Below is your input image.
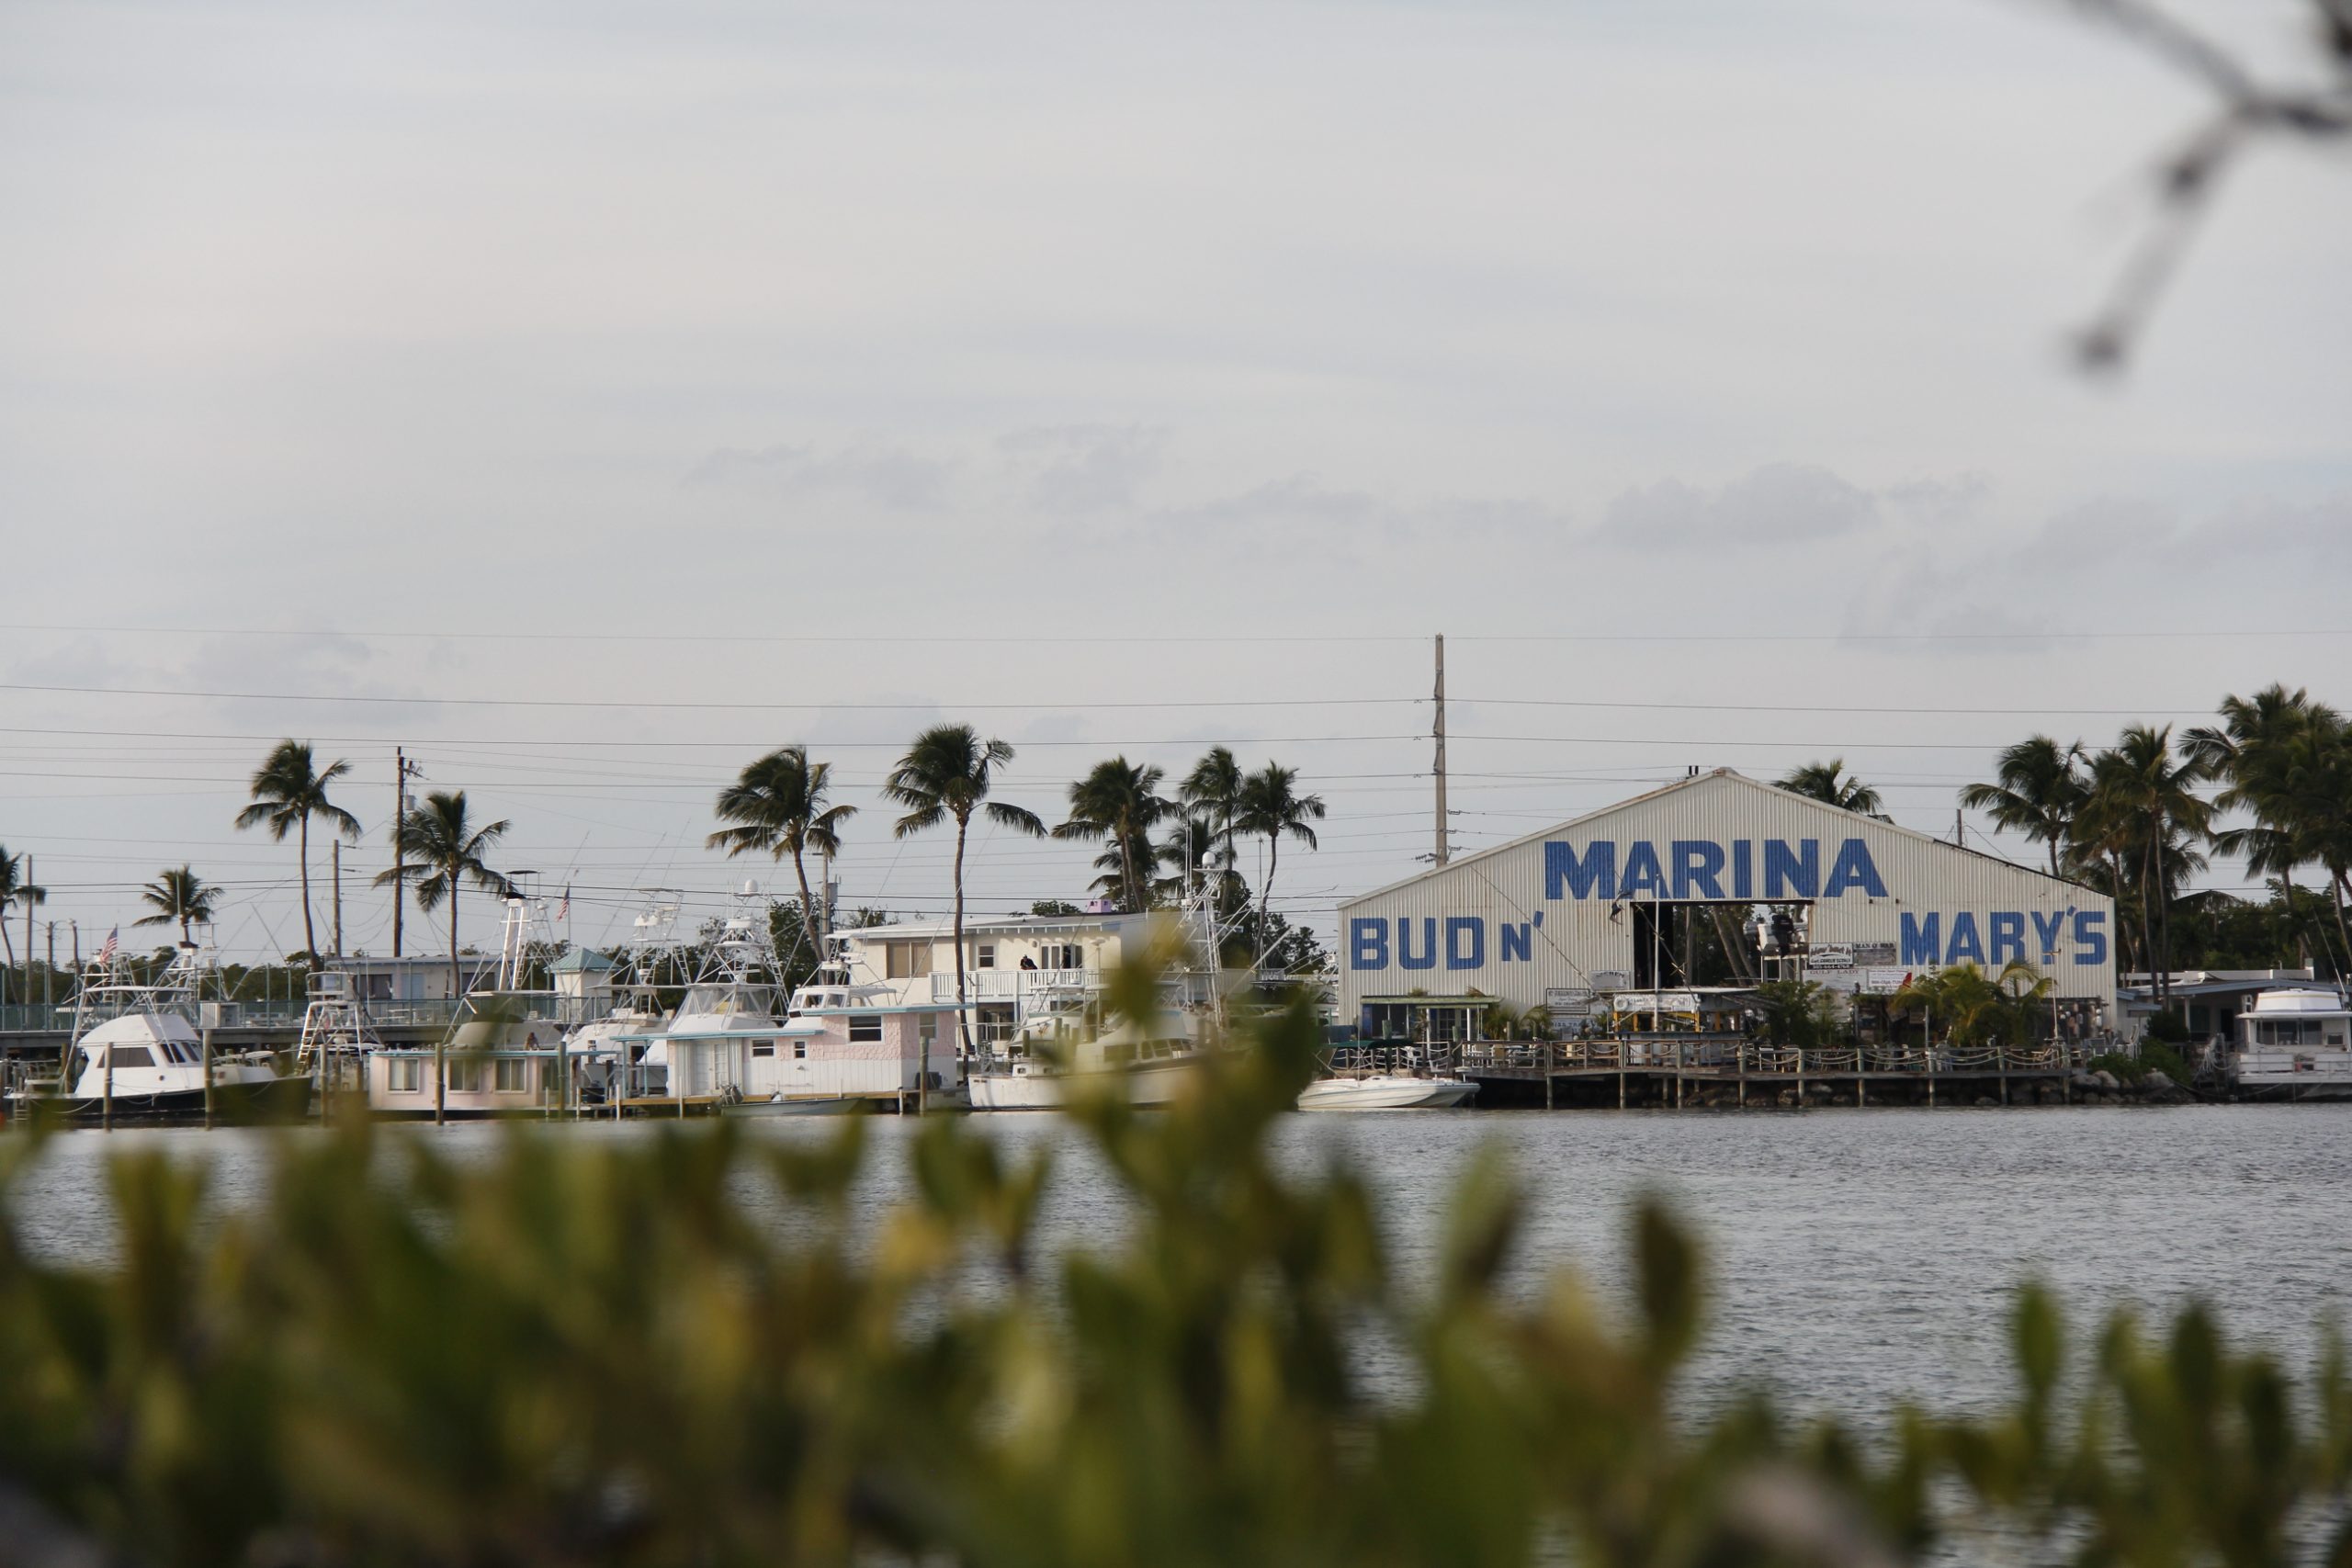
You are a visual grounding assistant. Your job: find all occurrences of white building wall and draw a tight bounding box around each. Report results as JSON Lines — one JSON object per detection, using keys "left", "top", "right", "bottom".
{"left": 1338, "top": 770, "right": 2116, "bottom": 1021}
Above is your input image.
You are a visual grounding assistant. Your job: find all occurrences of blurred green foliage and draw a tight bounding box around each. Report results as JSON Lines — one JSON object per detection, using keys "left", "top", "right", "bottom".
{"left": 1, "top": 984, "right": 2346, "bottom": 1567}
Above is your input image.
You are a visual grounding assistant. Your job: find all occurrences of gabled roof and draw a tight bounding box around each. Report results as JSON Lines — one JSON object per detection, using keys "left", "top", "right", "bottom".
{"left": 1340, "top": 767, "right": 2087, "bottom": 908}
{"left": 549, "top": 948, "right": 616, "bottom": 973}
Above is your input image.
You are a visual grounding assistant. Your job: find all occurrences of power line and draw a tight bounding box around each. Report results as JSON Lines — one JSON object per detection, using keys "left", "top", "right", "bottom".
{"left": 0, "top": 681, "right": 1417, "bottom": 713}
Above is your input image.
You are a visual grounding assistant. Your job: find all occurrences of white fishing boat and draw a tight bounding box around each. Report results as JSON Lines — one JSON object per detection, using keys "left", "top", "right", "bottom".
{"left": 1296, "top": 1072, "right": 1478, "bottom": 1111}
{"left": 6, "top": 944, "right": 309, "bottom": 1122}
{"left": 559, "top": 893, "right": 685, "bottom": 1109}
{"left": 2230, "top": 987, "right": 2352, "bottom": 1098}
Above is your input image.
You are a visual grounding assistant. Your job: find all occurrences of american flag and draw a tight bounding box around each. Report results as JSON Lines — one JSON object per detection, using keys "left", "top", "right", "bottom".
{"left": 96, "top": 926, "right": 119, "bottom": 963}
{"left": 558, "top": 886, "right": 571, "bottom": 919}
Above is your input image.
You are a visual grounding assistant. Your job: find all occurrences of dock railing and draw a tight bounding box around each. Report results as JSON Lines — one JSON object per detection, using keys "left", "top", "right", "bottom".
{"left": 1451, "top": 1036, "right": 2082, "bottom": 1078}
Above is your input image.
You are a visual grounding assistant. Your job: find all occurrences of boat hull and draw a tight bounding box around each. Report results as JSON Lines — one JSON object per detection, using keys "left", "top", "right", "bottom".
{"left": 1296, "top": 1076, "right": 1479, "bottom": 1111}
{"left": 720, "top": 1094, "right": 866, "bottom": 1117}
{"left": 967, "top": 1056, "right": 1198, "bottom": 1111}
{"left": 7, "top": 1075, "right": 313, "bottom": 1123}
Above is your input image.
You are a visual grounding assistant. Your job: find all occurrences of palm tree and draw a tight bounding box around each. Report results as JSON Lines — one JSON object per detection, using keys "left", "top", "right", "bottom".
{"left": 0, "top": 845, "right": 42, "bottom": 1003}
{"left": 1774, "top": 760, "right": 1885, "bottom": 817}
{"left": 707, "top": 747, "right": 857, "bottom": 976}
{"left": 1055, "top": 757, "right": 1169, "bottom": 914}
{"left": 234, "top": 740, "right": 363, "bottom": 968}
{"left": 2189, "top": 688, "right": 2352, "bottom": 970}
{"left": 1960, "top": 737, "right": 2090, "bottom": 877}
{"left": 2084, "top": 726, "right": 2211, "bottom": 1010}
{"left": 1180, "top": 746, "right": 1247, "bottom": 874}
{"left": 134, "top": 866, "right": 221, "bottom": 944}
{"left": 1235, "top": 763, "right": 1326, "bottom": 955}
{"left": 373, "top": 790, "right": 516, "bottom": 1002}
{"left": 883, "top": 725, "right": 1046, "bottom": 1104}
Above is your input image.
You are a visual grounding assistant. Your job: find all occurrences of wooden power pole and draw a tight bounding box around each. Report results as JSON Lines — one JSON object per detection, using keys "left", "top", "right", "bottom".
{"left": 1432, "top": 635, "right": 1449, "bottom": 867}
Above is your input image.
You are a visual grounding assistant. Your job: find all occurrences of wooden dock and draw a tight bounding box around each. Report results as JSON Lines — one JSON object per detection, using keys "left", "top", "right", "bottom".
{"left": 1425, "top": 1037, "right": 2078, "bottom": 1110}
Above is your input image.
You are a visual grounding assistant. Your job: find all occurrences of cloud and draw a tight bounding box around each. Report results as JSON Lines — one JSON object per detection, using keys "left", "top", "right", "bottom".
{"left": 2183, "top": 495, "right": 2352, "bottom": 568}
{"left": 684, "top": 440, "right": 952, "bottom": 510}
{"left": 1878, "top": 471, "right": 1994, "bottom": 525}
{"left": 997, "top": 423, "right": 1166, "bottom": 513}
{"left": 1600, "top": 463, "right": 1882, "bottom": 547}
{"left": 2030, "top": 495, "right": 2177, "bottom": 567}
{"left": 1145, "top": 476, "right": 1569, "bottom": 548}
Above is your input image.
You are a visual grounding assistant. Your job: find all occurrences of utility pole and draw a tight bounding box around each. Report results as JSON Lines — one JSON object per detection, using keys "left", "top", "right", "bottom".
{"left": 44, "top": 922, "right": 54, "bottom": 1007}
{"left": 332, "top": 840, "right": 343, "bottom": 961}
{"left": 1432, "top": 634, "right": 1449, "bottom": 867}
{"left": 392, "top": 748, "right": 421, "bottom": 956}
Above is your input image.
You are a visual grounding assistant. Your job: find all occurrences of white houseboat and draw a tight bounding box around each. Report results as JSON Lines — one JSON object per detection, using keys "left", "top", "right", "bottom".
{"left": 366, "top": 898, "right": 584, "bottom": 1120}
{"left": 2230, "top": 987, "right": 2352, "bottom": 1098}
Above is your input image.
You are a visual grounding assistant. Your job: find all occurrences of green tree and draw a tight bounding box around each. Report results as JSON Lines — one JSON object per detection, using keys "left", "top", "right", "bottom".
{"left": 0, "top": 844, "right": 43, "bottom": 1003}
{"left": 707, "top": 747, "right": 857, "bottom": 974}
{"left": 2082, "top": 726, "right": 2211, "bottom": 1010}
{"left": 233, "top": 740, "right": 363, "bottom": 969}
{"left": 1055, "top": 757, "right": 1168, "bottom": 914}
{"left": 1754, "top": 978, "right": 1847, "bottom": 1048}
{"left": 1889, "top": 959, "right": 2049, "bottom": 1047}
{"left": 1774, "top": 758, "right": 1885, "bottom": 817}
{"left": 2189, "top": 688, "right": 2352, "bottom": 973}
{"left": 1236, "top": 763, "right": 1326, "bottom": 957}
{"left": 374, "top": 790, "right": 516, "bottom": 1003}
{"left": 1960, "top": 735, "right": 2089, "bottom": 878}
{"left": 132, "top": 866, "right": 221, "bottom": 944}
{"left": 1180, "top": 745, "right": 1247, "bottom": 873}
{"left": 883, "top": 725, "right": 1046, "bottom": 1103}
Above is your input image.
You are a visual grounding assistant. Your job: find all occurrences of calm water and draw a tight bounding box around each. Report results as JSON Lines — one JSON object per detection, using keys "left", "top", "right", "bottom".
{"left": 8, "top": 1105, "right": 2349, "bottom": 1428}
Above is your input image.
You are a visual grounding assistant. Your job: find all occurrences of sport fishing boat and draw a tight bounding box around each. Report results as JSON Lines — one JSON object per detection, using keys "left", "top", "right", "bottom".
{"left": 6, "top": 944, "right": 310, "bottom": 1122}
{"left": 367, "top": 897, "right": 575, "bottom": 1119}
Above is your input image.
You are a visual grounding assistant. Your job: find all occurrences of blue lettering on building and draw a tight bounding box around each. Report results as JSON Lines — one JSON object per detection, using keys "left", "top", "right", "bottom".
{"left": 1901, "top": 912, "right": 1940, "bottom": 965}
{"left": 1619, "top": 840, "right": 1668, "bottom": 898}
{"left": 1946, "top": 911, "right": 1984, "bottom": 964}
{"left": 2072, "top": 909, "right": 2107, "bottom": 966}
{"left": 1821, "top": 839, "right": 1889, "bottom": 898}
{"left": 1445, "top": 917, "right": 1485, "bottom": 970}
{"left": 2030, "top": 909, "right": 2066, "bottom": 960}
{"left": 1672, "top": 840, "right": 1726, "bottom": 899}
{"left": 1544, "top": 840, "right": 1615, "bottom": 900}
{"left": 1988, "top": 910, "right": 2025, "bottom": 965}
{"left": 1763, "top": 839, "right": 1819, "bottom": 898}
{"left": 1351, "top": 918, "right": 1388, "bottom": 971}
{"left": 1396, "top": 918, "right": 1438, "bottom": 970}
{"left": 1500, "top": 921, "right": 1532, "bottom": 963}
{"left": 1732, "top": 839, "right": 1753, "bottom": 899}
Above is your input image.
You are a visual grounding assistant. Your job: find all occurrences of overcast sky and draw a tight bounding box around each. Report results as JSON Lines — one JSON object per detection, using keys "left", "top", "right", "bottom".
{"left": 1, "top": 0, "right": 2346, "bottom": 964}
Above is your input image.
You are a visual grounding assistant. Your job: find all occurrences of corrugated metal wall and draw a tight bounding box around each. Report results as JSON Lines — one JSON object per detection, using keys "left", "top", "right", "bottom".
{"left": 1337, "top": 770, "right": 2115, "bottom": 1020}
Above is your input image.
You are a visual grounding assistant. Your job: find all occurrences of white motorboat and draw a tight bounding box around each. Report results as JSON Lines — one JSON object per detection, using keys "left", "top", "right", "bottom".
{"left": 966, "top": 1032, "right": 1204, "bottom": 1111}
{"left": 6, "top": 944, "right": 310, "bottom": 1122}
{"left": 1296, "top": 1073, "right": 1478, "bottom": 1111}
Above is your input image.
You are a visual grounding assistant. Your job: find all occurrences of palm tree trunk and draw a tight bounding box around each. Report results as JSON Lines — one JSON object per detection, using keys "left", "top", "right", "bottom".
{"left": 1119, "top": 823, "right": 1141, "bottom": 913}
{"left": 2140, "top": 837, "right": 2159, "bottom": 1008}
{"left": 942, "top": 816, "right": 969, "bottom": 1116}
{"left": 2152, "top": 828, "right": 2172, "bottom": 1010}
{"left": 299, "top": 815, "right": 319, "bottom": 968}
{"left": 1258, "top": 836, "right": 1281, "bottom": 967}
{"left": 2331, "top": 872, "right": 2352, "bottom": 984}
{"left": 450, "top": 890, "right": 462, "bottom": 1006}
{"left": 789, "top": 844, "right": 820, "bottom": 980}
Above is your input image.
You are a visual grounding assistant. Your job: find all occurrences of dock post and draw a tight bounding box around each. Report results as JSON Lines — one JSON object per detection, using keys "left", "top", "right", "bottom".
{"left": 1618, "top": 1066, "right": 1626, "bottom": 1110}
{"left": 1928, "top": 1065, "right": 1935, "bottom": 1108}
{"left": 202, "top": 1028, "right": 214, "bottom": 1130}
{"left": 1795, "top": 1049, "right": 1804, "bottom": 1107}
{"left": 1544, "top": 1043, "right": 1554, "bottom": 1110}
{"left": 1858, "top": 1059, "right": 1866, "bottom": 1109}
{"left": 1736, "top": 1043, "right": 1746, "bottom": 1109}
{"left": 102, "top": 1049, "right": 113, "bottom": 1134}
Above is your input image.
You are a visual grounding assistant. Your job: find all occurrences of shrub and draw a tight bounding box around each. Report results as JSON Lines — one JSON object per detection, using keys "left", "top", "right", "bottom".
{"left": 0, "top": 969, "right": 2344, "bottom": 1566}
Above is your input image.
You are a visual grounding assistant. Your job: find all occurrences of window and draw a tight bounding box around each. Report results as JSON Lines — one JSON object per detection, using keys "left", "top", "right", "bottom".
{"left": 494, "top": 1058, "right": 529, "bottom": 1093}
{"left": 850, "top": 1016, "right": 883, "bottom": 1043}
{"left": 977, "top": 942, "right": 997, "bottom": 969}
{"left": 751, "top": 1041, "right": 775, "bottom": 1057}
{"left": 448, "top": 1059, "right": 482, "bottom": 1093}
{"left": 101, "top": 1047, "right": 156, "bottom": 1070}
{"left": 390, "top": 1058, "right": 423, "bottom": 1093}
{"left": 794, "top": 1041, "right": 807, "bottom": 1059}
{"left": 919, "top": 1013, "right": 938, "bottom": 1044}
{"left": 886, "top": 942, "right": 933, "bottom": 979}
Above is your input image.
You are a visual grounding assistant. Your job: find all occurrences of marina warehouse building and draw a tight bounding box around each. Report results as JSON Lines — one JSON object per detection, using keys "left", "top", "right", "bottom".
{"left": 1338, "top": 770, "right": 2118, "bottom": 1037}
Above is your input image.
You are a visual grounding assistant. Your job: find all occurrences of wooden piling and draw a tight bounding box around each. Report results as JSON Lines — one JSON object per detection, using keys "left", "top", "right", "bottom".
{"left": 202, "top": 1027, "right": 214, "bottom": 1131}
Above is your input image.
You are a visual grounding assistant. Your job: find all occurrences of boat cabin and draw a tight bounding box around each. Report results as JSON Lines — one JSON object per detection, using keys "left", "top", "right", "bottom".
{"left": 2232, "top": 987, "right": 2352, "bottom": 1094}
